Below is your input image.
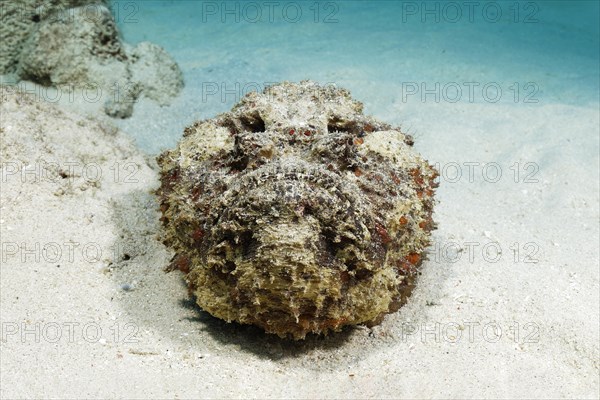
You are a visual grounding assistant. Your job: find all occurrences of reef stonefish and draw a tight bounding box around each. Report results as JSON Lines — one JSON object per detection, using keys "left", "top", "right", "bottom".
{"left": 157, "top": 81, "right": 438, "bottom": 339}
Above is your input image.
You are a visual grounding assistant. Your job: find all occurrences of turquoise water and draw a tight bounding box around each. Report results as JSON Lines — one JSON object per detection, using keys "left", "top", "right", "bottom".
{"left": 112, "top": 0, "right": 599, "bottom": 152}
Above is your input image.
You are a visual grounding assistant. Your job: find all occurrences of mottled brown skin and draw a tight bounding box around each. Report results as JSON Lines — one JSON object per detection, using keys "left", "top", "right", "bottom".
{"left": 157, "top": 81, "right": 437, "bottom": 339}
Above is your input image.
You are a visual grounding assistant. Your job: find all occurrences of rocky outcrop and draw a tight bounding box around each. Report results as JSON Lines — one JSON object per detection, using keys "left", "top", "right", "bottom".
{"left": 1, "top": 1, "right": 183, "bottom": 118}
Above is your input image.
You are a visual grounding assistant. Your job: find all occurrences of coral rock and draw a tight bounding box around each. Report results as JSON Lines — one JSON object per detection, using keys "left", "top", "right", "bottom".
{"left": 0, "top": 0, "right": 110, "bottom": 73}
{"left": 157, "top": 81, "right": 438, "bottom": 339}
{"left": 17, "top": 5, "right": 129, "bottom": 87}
{"left": 128, "top": 41, "right": 184, "bottom": 106}
{"left": 2, "top": 1, "right": 183, "bottom": 118}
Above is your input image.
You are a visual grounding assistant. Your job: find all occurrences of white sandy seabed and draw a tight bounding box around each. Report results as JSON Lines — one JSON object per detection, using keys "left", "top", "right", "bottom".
{"left": 1, "top": 1, "right": 599, "bottom": 399}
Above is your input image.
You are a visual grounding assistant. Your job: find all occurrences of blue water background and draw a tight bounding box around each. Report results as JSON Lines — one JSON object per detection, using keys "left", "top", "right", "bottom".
{"left": 111, "top": 0, "right": 600, "bottom": 151}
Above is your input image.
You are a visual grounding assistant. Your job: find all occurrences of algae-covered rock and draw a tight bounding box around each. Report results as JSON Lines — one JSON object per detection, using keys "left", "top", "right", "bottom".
{"left": 128, "top": 41, "right": 184, "bottom": 106}
{"left": 157, "top": 81, "right": 438, "bottom": 339}
{"left": 1, "top": 1, "right": 183, "bottom": 118}
{"left": 0, "top": 0, "right": 110, "bottom": 73}
{"left": 17, "top": 5, "right": 129, "bottom": 87}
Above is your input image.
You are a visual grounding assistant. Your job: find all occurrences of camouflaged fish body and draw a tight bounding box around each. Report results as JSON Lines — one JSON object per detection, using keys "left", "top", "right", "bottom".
{"left": 157, "top": 81, "right": 437, "bottom": 339}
